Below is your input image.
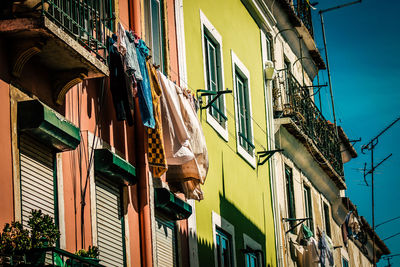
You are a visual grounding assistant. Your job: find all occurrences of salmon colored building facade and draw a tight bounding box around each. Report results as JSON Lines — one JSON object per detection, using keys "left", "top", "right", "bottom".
{"left": 0, "top": 0, "right": 194, "bottom": 266}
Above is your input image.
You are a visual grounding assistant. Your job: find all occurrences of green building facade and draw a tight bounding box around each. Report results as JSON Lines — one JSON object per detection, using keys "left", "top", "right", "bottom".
{"left": 182, "top": 0, "right": 278, "bottom": 266}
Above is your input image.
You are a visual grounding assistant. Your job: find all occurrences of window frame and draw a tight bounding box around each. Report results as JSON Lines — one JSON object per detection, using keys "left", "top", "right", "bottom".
{"left": 200, "top": 10, "right": 228, "bottom": 141}
{"left": 231, "top": 50, "right": 256, "bottom": 167}
{"left": 322, "top": 200, "right": 332, "bottom": 238}
{"left": 342, "top": 257, "right": 349, "bottom": 267}
{"left": 145, "top": 0, "right": 166, "bottom": 74}
{"left": 243, "top": 234, "right": 262, "bottom": 267}
{"left": 303, "top": 183, "right": 314, "bottom": 233}
{"left": 285, "top": 165, "right": 296, "bottom": 232}
{"left": 212, "top": 211, "right": 237, "bottom": 267}
{"left": 284, "top": 58, "right": 291, "bottom": 104}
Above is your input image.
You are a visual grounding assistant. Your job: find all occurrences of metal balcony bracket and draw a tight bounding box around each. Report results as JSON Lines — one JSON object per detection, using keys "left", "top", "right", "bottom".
{"left": 54, "top": 68, "right": 88, "bottom": 105}
{"left": 196, "top": 89, "right": 232, "bottom": 110}
{"left": 282, "top": 217, "right": 312, "bottom": 234}
{"left": 12, "top": 41, "right": 45, "bottom": 78}
{"left": 257, "top": 149, "right": 284, "bottom": 166}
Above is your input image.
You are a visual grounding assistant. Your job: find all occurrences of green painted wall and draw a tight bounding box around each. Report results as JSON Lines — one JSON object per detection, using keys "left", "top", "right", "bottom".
{"left": 183, "top": 0, "right": 277, "bottom": 266}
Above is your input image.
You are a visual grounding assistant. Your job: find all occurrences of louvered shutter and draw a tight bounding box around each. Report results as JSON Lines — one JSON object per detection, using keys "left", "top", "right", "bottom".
{"left": 155, "top": 216, "right": 177, "bottom": 267}
{"left": 95, "top": 175, "right": 124, "bottom": 267}
{"left": 20, "top": 134, "right": 55, "bottom": 227}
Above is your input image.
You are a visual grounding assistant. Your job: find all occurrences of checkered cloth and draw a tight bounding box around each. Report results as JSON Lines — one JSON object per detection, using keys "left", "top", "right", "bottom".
{"left": 147, "top": 62, "right": 167, "bottom": 177}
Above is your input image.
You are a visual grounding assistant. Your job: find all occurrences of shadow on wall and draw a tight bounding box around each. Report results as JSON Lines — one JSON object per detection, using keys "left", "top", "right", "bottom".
{"left": 195, "top": 193, "right": 274, "bottom": 267}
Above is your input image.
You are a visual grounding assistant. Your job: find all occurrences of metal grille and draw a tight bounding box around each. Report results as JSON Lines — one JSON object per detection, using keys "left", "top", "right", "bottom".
{"left": 19, "top": 134, "right": 55, "bottom": 228}
{"left": 95, "top": 175, "right": 124, "bottom": 267}
{"left": 41, "top": 0, "right": 113, "bottom": 64}
{"left": 155, "top": 216, "right": 177, "bottom": 267}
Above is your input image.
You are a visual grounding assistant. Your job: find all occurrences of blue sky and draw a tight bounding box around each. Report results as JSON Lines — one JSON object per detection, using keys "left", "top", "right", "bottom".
{"left": 310, "top": 0, "right": 400, "bottom": 265}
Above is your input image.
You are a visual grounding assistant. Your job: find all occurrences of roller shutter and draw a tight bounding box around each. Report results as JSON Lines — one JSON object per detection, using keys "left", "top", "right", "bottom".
{"left": 155, "top": 216, "right": 177, "bottom": 267}
{"left": 95, "top": 175, "right": 124, "bottom": 267}
{"left": 20, "top": 134, "right": 55, "bottom": 227}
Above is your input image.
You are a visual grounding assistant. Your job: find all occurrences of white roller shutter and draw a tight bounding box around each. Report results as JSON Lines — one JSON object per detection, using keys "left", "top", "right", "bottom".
{"left": 20, "top": 134, "right": 55, "bottom": 227}
{"left": 95, "top": 175, "right": 124, "bottom": 267}
{"left": 155, "top": 216, "right": 177, "bottom": 267}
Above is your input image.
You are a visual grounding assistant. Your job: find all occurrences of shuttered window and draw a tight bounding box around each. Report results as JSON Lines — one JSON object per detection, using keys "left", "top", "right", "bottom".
{"left": 204, "top": 33, "right": 226, "bottom": 125}
{"left": 19, "top": 134, "right": 55, "bottom": 228}
{"left": 216, "top": 227, "right": 233, "bottom": 267}
{"left": 235, "top": 71, "right": 254, "bottom": 155}
{"left": 95, "top": 175, "right": 125, "bottom": 267}
{"left": 155, "top": 216, "right": 177, "bottom": 267}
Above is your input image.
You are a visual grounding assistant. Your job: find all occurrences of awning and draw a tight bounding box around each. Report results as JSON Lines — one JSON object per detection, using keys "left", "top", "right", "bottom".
{"left": 18, "top": 100, "right": 80, "bottom": 151}
{"left": 155, "top": 188, "right": 192, "bottom": 220}
{"left": 94, "top": 148, "right": 136, "bottom": 185}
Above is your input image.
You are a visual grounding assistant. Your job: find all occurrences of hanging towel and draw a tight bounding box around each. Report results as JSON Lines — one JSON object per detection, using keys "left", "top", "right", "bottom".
{"left": 136, "top": 39, "right": 155, "bottom": 128}
{"left": 158, "top": 72, "right": 209, "bottom": 200}
{"left": 108, "top": 35, "right": 134, "bottom": 125}
{"left": 117, "top": 22, "right": 127, "bottom": 55}
{"left": 147, "top": 62, "right": 168, "bottom": 177}
{"left": 125, "top": 30, "right": 143, "bottom": 81}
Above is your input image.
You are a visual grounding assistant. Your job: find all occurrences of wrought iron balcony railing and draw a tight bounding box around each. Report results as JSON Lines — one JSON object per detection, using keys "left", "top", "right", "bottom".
{"left": 292, "top": 0, "right": 314, "bottom": 37}
{"left": 277, "top": 72, "right": 344, "bottom": 177}
{"left": 0, "top": 247, "right": 104, "bottom": 266}
{"left": 42, "top": 0, "right": 113, "bottom": 64}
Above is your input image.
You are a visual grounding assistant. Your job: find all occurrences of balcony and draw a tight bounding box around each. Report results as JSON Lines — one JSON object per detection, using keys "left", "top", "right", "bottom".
{"left": 0, "top": 247, "right": 104, "bottom": 266}
{"left": 0, "top": 0, "right": 111, "bottom": 104}
{"left": 274, "top": 72, "right": 345, "bottom": 188}
{"left": 292, "top": 0, "right": 313, "bottom": 37}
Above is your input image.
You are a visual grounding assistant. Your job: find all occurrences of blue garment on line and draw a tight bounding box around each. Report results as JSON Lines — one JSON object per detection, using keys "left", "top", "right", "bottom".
{"left": 136, "top": 39, "right": 155, "bottom": 129}
{"left": 319, "top": 232, "right": 334, "bottom": 267}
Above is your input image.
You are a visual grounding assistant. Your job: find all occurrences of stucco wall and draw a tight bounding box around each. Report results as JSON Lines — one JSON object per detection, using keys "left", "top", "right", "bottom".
{"left": 183, "top": 0, "right": 277, "bottom": 266}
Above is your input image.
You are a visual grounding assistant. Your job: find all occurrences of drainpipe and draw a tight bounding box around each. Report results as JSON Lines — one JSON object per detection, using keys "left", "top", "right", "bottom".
{"left": 134, "top": 96, "right": 154, "bottom": 267}
{"left": 264, "top": 75, "right": 284, "bottom": 267}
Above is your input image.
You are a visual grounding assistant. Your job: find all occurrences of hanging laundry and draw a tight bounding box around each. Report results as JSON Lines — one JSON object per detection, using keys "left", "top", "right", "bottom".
{"left": 108, "top": 35, "right": 134, "bottom": 126}
{"left": 158, "top": 72, "right": 209, "bottom": 200}
{"left": 117, "top": 22, "right": 127, "bottom": 55}
{"left": 147, "top": 62, "right": 168, "bottom": 177}
{"left": 136, "top": 39, "right": 155, "bottom": 128}
{"left": 125, "top": 30, "right": 142, "bottom": 81}
{"left": 319, "top": 232, "right": 334, "bottom": 267}
{"left": 303, "top": 237, "right": 320, "bottom": 267}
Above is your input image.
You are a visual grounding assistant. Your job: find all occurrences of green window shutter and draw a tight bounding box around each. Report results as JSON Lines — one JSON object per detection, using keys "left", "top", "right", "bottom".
{"left": 95, "top": 175, "right": 125, "bottom": 266}
{"left": 235, "top": 71, "right": 254, "bottom": 154}
{"left": 204, "top": 33, "right": 225, "bottom": 125}
{"left": 20, "top": 134, "right": 55, "bottom": 228}
{"left": 155, "top": 216, "right": 177, "bottom": 267}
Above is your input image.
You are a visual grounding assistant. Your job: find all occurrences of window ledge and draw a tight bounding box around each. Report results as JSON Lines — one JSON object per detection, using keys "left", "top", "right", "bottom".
{"left": 206, "top": 112, "right": 229, "bottom": 142}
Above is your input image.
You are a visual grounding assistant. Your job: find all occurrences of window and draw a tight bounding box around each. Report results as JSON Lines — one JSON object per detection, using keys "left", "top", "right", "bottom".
{"left": 200, "top": 10, "right": 228, "bottom": 140}
{"left": 265, "top": 34, "right": 273, "bottom": 61}
{"left": 235, "top": 71, "right": 253, "bottom": 155}
{"left": 95, "top": 175, "right": 125, "bottom": 266}
{"left": 204, "top": 31, "right": 225, "bottom": 125}
{"left": 243, "top": 234, "right": 262, "bottom": 267}
{"left": 232, "top": 51, "right": 255, "bottom": 167}
{"left": 147, "top": 0, "right": 166, "bottom": 73}
{"left": 322, "top": 201, "right": 331, "bottom": 238}
{"left": 216, "top": 228, "right": 233, "bottom": 267}
{"left": 155, "top": 215, "right": 177, "bottom": 266}
{"left": 212, "top": 211, "right": 236, "bottom": 267}
{"left": 245, "top": 249, "right": 258, "bottom": 267}
{"left": 19, "top": 134, "right": 58, "bottom": 229}
{"left": 303, "top": 184, "right": 314, "bottom": 232}
{"left": 342, "top": 257, "right": 349, "bottom": 267}
{"left": 284, "top": 59, "right": 291, "bottom": 104}
{"left": 285, "top": 165, "right": 296, "bottom": 232}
